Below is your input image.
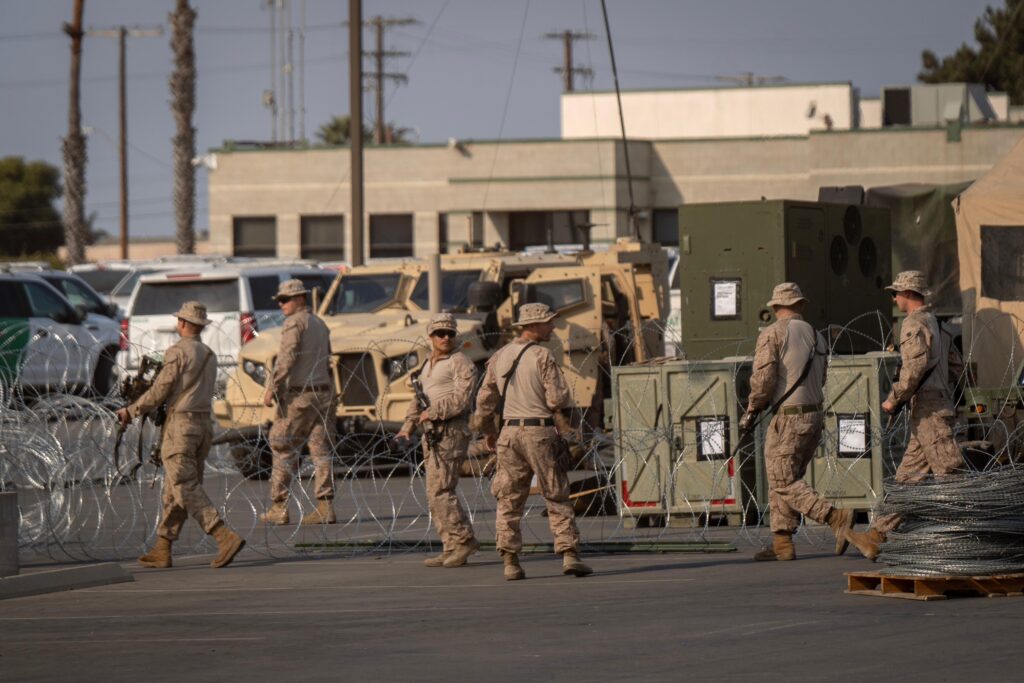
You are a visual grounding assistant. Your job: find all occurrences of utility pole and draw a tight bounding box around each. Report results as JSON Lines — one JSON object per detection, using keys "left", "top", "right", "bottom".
{"left": 714, "top": 72, "right": 787, "bottom": 87}
{"left": 543, "top": 30, "right": 593, "bottom": 92}
{"left": 87, "top": 25, "right": 162, "bottom": 260}
{"left": 363, "top": 16, "right": 415, "bottom": 143}
{"left": 349, "top": 0, "right": 364, "bottom": 267}
{"left": 62, "top": 0, "right": 88, "bottom": 265}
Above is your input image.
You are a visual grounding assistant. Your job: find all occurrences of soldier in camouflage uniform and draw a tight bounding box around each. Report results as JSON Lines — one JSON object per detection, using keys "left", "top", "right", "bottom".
{"left": 117, "top": 301, "right": 245, "bottom": 569}
{"left": 847, "top": 271, "right": 963, "bottom": 560}
{"left": 397, "top": 313, "right": 480, "bottom": 568}
{"left": 741, "top": 283, "right": 855, "bottom": 561}
{"left": 473, "top": 303, "right": 592, "bottom": 581}
{"left": 261, "top": 279, "right": 337, "bottom": 526}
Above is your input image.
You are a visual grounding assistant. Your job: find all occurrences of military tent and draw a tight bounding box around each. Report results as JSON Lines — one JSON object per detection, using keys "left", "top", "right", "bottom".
{"left": 955, "top": 136, "right": 1024, "bottom": 387}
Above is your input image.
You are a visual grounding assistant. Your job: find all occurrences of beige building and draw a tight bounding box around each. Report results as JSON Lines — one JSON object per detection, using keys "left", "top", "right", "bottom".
{"left": 208, "top": 121, "right": 1024, "bottom": 260}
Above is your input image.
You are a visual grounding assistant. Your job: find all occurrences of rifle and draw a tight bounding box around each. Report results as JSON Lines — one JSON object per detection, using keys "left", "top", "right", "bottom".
{"left": 114, "top": 355, "right": 164, "bottom": 480}
{"left": 410, "top": 369, "right": 443, "bottom": 455}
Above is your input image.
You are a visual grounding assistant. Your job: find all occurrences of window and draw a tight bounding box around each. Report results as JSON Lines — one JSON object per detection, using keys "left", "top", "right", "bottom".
{"left": 653, "top": 209, "right": 679, "bottom": 246}
{"left": 438, "top": 213, "right": 448, "bottom": 255}
{"left": 301, "top": 215, "right": 346, "bottom": 261}
{"left": 409, "top": 270, "right": 484, "bottom": 311}
{"left": 233, "top": 216, "right": 277, "bottom": 257}
{"left": 43, "top": 276, "right": 106, "bottom": 315}
{"left": 0, "top": 282, "right": 29, "bottom": 318}
{"left": 133, "top": 280, "right": 240, "bottom": 315}
{"left": 981, "top": 226, "right": 1024, "bottom": 301}
{"left": 292, "top": 273, "right": 336, "bottom": 298}
{"left": 248, "top": 276, "right": 281, "bottom": 310}
{"left": 75, "top": 269, "right": 129, "bottom": 295}
{"left": 369, "top": 214, "right": 413, "bottom": 258}
{"left": 24, "top": 282, "right": 74, "bottom": 320}
{"left": 325, "top": 274, "right": 402, "bottom": 314}
{"left": 524, "top": 279, "right": 586, "bottom": 311}
{"left": 111, "top": 268, "right": 156, "bottom": 299}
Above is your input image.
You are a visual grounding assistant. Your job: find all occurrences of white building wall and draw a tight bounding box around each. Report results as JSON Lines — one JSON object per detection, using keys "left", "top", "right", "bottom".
{"left": 561, "top": 83, "right": 855, "bottom": 139}
{"left": 859, "top": 99, "right": 882, "bottom": 129}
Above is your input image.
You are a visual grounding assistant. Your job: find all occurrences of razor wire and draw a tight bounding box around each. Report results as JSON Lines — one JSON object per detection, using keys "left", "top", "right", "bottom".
{"left": 1, "top": 310, "right": 1023, "bottom": 564}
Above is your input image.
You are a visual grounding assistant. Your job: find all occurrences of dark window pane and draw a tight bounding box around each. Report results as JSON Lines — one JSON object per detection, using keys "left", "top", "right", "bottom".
{"left": 409, "top": 270, "right": 483, "bottom": 311}
{"left": 42, "top": 275, "right": 106, "bottom": 315}
{"left": 0, "top": 282, "right": 29, "bottom": 317}
{"left": 24, "top": 282, "right": 73, "bottom": 319}
{"left": 111, "top": 269, "right": 157, "bottom": 298}
{"left": 301, "top": 215, "right": 346, "bottom": 260}
{"left": 981, "top": 226, "right": 1024, "bottom": 301}
{"left": 292, "top": 273, "right": 335, "bottom": 297}
{"left": 524, "top": 279, "right": 586, "bottom": 311}
{"left": 248, "top": 276, "right": 281, "bottom": 310}
{"left": 133, "top": 280, "right": 240, "bottom": 315}
{"left": 369, "top": 214, "right": 414, "bottom": 258}
{"left": 75, "top": 269, "right": 129, "bottom": 294}
{"left": 233, "top": 217, "right": 277, "bottom": 257}
{"left": 653, "top": 209, "right": 679, "bottom": 246}
{"left": 438, "top": 213, "right": 448, "bottom": 255}
{"left": 325, "top": 274, "right": 401, "bottom": 314}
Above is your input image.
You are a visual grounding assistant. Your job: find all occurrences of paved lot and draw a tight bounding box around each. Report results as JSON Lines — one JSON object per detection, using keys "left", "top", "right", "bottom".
{"left": 1, "top": 541, "right": 1021, "bottom": 683}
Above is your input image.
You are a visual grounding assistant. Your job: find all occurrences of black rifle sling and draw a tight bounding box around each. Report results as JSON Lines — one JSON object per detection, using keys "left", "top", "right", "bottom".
{"left": 769, "top": 331, "right": 824, "bottom": 416}
{"left": 498, "top": 342, "right": 537, "bottom": 422}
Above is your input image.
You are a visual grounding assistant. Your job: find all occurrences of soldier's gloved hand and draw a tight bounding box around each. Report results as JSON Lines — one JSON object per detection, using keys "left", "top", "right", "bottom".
{"left": 738, "top": 411, "right": 758, "bottom": 435}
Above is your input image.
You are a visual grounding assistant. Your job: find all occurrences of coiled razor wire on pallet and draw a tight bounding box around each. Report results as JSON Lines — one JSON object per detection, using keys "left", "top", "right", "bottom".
{"left": 1, "top": 313, "right": 1023, "bottom": 563}
{"left": 878, "top": 466, "right": 1024, "bottom": 577}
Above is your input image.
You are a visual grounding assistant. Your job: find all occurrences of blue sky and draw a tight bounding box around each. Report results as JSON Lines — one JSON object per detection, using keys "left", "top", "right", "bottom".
{"left": 0, "top": 0, "right": 1000, "bottom": 238}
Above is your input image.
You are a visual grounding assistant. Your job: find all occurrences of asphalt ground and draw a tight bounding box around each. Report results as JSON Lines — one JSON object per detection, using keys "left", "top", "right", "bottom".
{"left": 1, "top": 539, "right": 1021, "bottom": 683}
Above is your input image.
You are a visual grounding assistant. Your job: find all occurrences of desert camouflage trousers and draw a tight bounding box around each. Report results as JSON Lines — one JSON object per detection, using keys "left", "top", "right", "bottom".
{"left": 875, "top": 394, "right": 962, "bottom": 534}
{"left": 764, "top": 411, "right": 833, "bottom": 534}
{"left": 423, "top": 419, "right": 475, "bottom": 551}
{"left": 491, "top": 425, "right": 580, "bottom": 555}
{"left": 157, "top": 411, "right": 222, "bottom": 541}
{"left": 269, "top": 388, "right": 336, "bottom": 503}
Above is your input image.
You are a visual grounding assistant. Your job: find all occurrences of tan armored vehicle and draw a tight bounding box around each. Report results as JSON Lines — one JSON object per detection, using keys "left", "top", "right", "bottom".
{"left": 214, "top": 238, "right": 668, "bottom": 475}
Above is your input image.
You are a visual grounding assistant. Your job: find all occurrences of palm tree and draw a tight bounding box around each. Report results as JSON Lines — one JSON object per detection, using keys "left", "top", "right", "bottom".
{"left": 169, "top": 0, "right": 197, "bottom": 254}
{"left": 316, "top": 115, "right": 411, "bottom": 145}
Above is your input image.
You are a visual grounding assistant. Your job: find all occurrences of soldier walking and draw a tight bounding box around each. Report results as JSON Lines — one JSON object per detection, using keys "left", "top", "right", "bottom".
{"left": 116, "top": 301, "right": 245, "bottom": 569}
{"left": 846, "top": 271, "right": 963, "bottom": 560}
{"left": 261, "top": 279, "right": 337, "bottom": 526}
{"left": 473, "top": 303, "right": 592, "bottom": 581}
{"left": 741, "top": 283, "right": 854, "bottom": 561}
{"left": 397, "top": 313, "right": 480, "bottom": 568}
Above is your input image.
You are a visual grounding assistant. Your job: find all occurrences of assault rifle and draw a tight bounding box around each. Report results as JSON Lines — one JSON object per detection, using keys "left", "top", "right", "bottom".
{"left": 114, "top": 355, "right": 165, "bottom": 479}
{"left": 409, "top": 370, "right": 442, "bottom": 455}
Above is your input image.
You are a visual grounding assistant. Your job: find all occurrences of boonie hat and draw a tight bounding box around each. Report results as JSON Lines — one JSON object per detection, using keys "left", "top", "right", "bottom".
{"left": 427, "top": 312, "right": 458, "bottom": 334}
{"left": 766, "top": 282, "right": 808, "bottom": 308}
{"left": 175, "top": 300, "right": 211, "bottom": 327}
{"left": 513, "top": 302, "right": 558, "bottom": 327}
{"left": 273, "top": 278, "right": 310, "bottom": 302}
{"left": 885, "top": 270, "right": 931, "bottom": 298}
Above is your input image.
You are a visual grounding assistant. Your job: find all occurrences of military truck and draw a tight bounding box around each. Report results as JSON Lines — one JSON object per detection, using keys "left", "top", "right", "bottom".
{"left": 214, "top": 238, "right": 669, "bottom": 476}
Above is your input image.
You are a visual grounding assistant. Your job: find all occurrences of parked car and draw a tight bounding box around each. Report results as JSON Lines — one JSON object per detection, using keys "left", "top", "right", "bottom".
{"left": 68, "top": 261, "right": 135, "bottom": 297}
{"left": 120, "top": 263, "right": 337, "bottom": 384}
{"left": 0, "top": 272, "right": 122, "bottom": 395}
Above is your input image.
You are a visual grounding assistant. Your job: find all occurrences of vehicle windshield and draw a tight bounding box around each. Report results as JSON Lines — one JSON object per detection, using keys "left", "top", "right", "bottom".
{"left": 111, "top": 268, "right": 157, "bottom": 298}
{"left": 41, "top": 275, "right": 109, "bottom": 316}
{"left": 74, "top": 269, "right": 129, "bottom": 295}
{"left": 409, "top": 270, "right": 483, "bottom": 312}
{"left": 324, "top": 273, "right": 402, "bottom": 314}
{"left": 132, "top": 280, "right": 240, "bottom": 315}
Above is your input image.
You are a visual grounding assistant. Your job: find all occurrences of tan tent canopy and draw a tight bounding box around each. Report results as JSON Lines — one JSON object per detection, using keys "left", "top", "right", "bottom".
{"left": 956, "top": 136, "right": 1024, "bottom": 387}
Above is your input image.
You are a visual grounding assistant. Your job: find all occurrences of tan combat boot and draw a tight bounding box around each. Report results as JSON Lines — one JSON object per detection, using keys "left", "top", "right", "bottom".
{"left": 259, "top": 502, "right": 289, "bottom": 525}
{"left": 503, "top": 552, "right": 525, "bottom": 581}
{"left": 443, "top": 538, "right": 481, "bottom": 568}
{"left": 301, "top": 499, "right": 336, "bottom": 525}
{"left": 754, "top": 531, "right": 796, "bottom": 561}
{"left": 846, "top": 528, "right": 885, "bottom": 561}
{"left": 210, "top": 523, "right": 246, "bottom": 568}
{"left": 562, "top": 550, "right": 594, "bottom": 577}
{"left": 423, "top": 551, "right": 451, "bottom": 567}
{"left": 138, "top": 537, "right": 172, "bottom": 568}
{"left": 827, "top": 507, "right": 855, "bottom": 555}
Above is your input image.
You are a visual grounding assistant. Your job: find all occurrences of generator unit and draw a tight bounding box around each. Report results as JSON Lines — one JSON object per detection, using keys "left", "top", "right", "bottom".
{"left": 677, "top": 200, "right": 892, "bottom": 360}
{"left": 612, "top": 357, "right": 763, "bottom": 526}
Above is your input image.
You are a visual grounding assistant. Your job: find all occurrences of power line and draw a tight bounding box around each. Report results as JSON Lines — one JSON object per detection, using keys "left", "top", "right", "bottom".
{"left": 361, "top": 16, "right": 417, "bottom": 143}
{"left": 542, "top": 30, "right": 593, "bottom": 92}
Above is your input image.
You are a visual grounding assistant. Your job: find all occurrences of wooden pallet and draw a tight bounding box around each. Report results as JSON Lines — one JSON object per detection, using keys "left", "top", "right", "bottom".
{"left": 845, "top": 571, "right": 1024, "bottom": 601}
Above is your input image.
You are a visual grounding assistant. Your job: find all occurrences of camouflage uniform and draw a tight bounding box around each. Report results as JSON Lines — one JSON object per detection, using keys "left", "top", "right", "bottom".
{"left": 129, "top": 335, "right": 221, "bottom": 541}
{"left": 268, "top": 283, "right": 336, "bottom": 511}
{"left": 401, "top": 345, "right": 478, "bottom": 554}
{"left": 874, "top": 300, "right": 961, "bottom": 533}
{"left": 474, "top": 328, "right": 580, "bottom": 557}
{"left": 748, "top": 312, "right": 832, "bottom": 534}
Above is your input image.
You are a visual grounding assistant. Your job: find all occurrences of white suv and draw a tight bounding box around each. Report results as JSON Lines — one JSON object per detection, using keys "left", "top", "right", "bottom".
{"left": 120, "top": 263, "right": 336, "bottom": 382}
{"left": 0, "top": 273, "right": 122, "bottom": 395}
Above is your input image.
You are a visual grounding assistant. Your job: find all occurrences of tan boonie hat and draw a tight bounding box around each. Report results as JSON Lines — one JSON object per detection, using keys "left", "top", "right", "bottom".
{"left": 175, "top": 300, "right": 211, "bottom": 326}
{"left": 427, "top": 312, "right": 458, "bottom": 334}
{"left": 885, "top": 270, "right": 931, "bottom": 298}
{"left": 513, "top": 302, "right": 558, "bottom": 327}
{"left": 273, "top": 278, "right": 309, "bottom": 302}
{"left": 766, "top": 282, "right": 808, "bottom": 308}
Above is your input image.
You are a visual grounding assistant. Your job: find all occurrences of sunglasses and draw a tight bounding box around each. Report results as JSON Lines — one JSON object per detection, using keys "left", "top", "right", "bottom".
{"left": 431, "top": 330, "right": 456, "bottom": 339}
{"left": 276, "top": 297, "right": 292, "bottom": 305}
